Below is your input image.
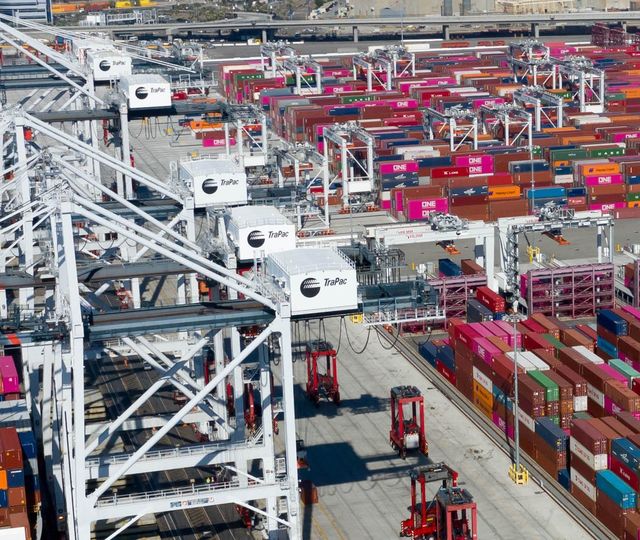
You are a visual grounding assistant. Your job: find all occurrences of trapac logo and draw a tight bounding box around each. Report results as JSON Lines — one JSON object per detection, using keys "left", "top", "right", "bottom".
{"left": 247, "top": 230, "right": 265, "bottom": 248}
{"left": 98, "top": 60, "right": 112, "bottom": 72}
{"left": 300, "top": 277, "right": 321, "bottom": 298}
{"left": 202, "top": 178, "right": 239, "bottom": 195}
{"left": 268, "top": 230, "right": 289, "bottom": 239}
{"left": 135, "top": 87, "right": 149, "bottom": 100}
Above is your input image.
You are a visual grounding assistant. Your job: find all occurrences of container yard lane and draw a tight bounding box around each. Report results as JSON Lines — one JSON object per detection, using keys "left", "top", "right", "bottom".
{"left": 292, "top": 317, "right": 593, "bottom": 540}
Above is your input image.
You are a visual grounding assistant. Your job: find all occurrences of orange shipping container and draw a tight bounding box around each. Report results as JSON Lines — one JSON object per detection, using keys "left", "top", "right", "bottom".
{"left": 629, "top": 202, "right": 640, "bottom": 208}
{"left": 620, "top": 88, "right": 640, "bottom": 99}
{"left": 579, "top": 163, "right": 621, "bottom": 176}
{"left": 542, "top": 127, "right": 577, "bottom": 134}
{"left": 489, "top": 185, "right": 521, "bottom": 200}
{"left": 0, "top": 470, "right": 7, "bottom": 491}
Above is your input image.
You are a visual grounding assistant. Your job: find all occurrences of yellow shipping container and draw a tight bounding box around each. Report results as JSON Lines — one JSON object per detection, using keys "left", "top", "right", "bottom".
{"left": 115, "top": 0, "right": 132, "bottom": 7}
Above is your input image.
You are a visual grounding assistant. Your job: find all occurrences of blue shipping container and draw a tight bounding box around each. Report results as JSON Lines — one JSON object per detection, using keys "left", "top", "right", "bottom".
{"left": 627, "top": 175, "right": 640, "bottom": 185}
{"left": 374, "top": 155, "right": 403, "bottom": 162}
{"left": 493, "top": 312, "right": 506, "bottom": 321}
{"left": 438, "top": 258, "right": 462, "bottom": 277}
{"left": 437, "top": 345, "right": 456, "bottom": 372}
{"left": 554, "top": 166, "right": 573, "bottom": 176}
{"left": 597, "top": 309, "right": 628, "bottom": 336}
{"left": 381, "top": 178, "right": 420, "bottom": 191}
{"left": 611, "top": 438, "right": 640, "bottom": 473}
{"left": 596, "top": 470, "right": 637, "bottom": 509}
{"left": 0, "top": 490, "right": 7, "bottom": 508}
{"left": 526, "top": 187, "right": 566, "bottom": 199}
{"left": 419, "top": 342, "right": 437, "bottom": 367}
{"left": 388, "top": 139, "right": 421, "bottom": 147}
{"left": 492, "top": 384, "right": 514, "bottom": 411}
{"left": 467, "top": 298, "right": 493, "bottom": 323}
{"left": 531, "top": 198, "right": 568, "bottom": 210}
{"left": 7, "top": 469, "right": 24, "bottom": 489}
{"left": 558, "top": 469, "right": 571, "bottom": 491}
{"left": 417, "top": 156, "right": 451, "bottom": 168}
{"left": 375, "top": 132, "right": 405, "bottom": 140}
{"left": 535, "top": 417, "right": 569, "bottom": 452}
{"left": 567, "top": 187, "right": 586, "bottom": 197}
{"left": 449, "top": 185, "right": 490, "bottom": 198}
{"left": 597, "top": 336, "right": 618, "bottom": 358}
{"left": 18, "top": 431, "right": 36, "bottom": 460}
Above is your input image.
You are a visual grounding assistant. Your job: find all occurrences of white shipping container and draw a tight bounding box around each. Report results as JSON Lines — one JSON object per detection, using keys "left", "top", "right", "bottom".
{"left": 505, "top": 351, "right": 536, "bottom": 372}
{"left": 179, "top": 157, "right": 247, "bottom": 208}
{"left": 86, "top": 50, "right": 132, "bottom": 81}
{"left": 472, "top": 366, "right": 492, "bottom": 393}
{"left": 522, "top": 351, "right": 549, "bottom": 371}
{"left": 119, "top": 74, "right": 171, "bottom": 109}
{"left": 570, "top": 467, "right": 597, "bottom": 502}
{"left": 227, "top": 206, "right": 296, "bottom": 261}
{"left": 570, "top": 437, "right": 607, "bottom": 471}
{"left": 572, "top": 345, "right": 604, "bottom": 365}
{"left": 265, "top": 248, "right": 358, "bottom": 316}
{"left": 574, "top": 395, "right": 588, "bottom": 412}
{"left": 587, "top": 383, "right": 604, "bottom": 407}
{"left": 0, "top": 529, "right": 26, "bottom": 540}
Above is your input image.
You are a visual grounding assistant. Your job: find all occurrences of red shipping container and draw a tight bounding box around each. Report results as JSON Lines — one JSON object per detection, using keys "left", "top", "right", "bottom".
{"left": 430, "top": 166, "right": 470, "bottom": 179}
{"left": 475, "top": 286, "right": 505, "bottom": 313}
{"left": 0, "top": 429, "right": 22, "bottom": 470}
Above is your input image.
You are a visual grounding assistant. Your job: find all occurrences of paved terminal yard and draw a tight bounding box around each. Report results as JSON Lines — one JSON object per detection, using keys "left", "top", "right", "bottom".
{"left": 293, "top": 318, "right": 591, "bottom": 540}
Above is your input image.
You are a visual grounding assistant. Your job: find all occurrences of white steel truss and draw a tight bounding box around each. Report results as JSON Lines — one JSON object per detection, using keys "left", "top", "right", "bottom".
{"left": 1, "top": 106, "right": 302, "bottom": 540}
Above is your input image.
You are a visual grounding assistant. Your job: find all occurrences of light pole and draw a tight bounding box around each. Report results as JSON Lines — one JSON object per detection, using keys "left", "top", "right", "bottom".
{"left": 505, "top": 309, "right": 529, "bottom": 485}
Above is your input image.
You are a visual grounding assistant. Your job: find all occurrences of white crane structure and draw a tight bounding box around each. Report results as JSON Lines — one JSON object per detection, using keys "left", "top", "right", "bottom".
{"left": 0, "top": 105, "right": 303, "bottom": 540}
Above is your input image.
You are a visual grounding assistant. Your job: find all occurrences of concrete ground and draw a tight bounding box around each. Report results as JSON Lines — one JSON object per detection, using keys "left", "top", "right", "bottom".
{"left": 294, "top": 318, "right": 592, "bottom": 540}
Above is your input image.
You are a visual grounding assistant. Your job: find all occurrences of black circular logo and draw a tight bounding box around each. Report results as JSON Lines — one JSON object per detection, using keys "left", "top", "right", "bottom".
{"left": 98, "top": 60, "right": 111, "bottom": 72}
{"left": 202, "top": 179, "right": 218, "bottom": 194}
{"left": 135, "top": 87, "right": 149, "bottom": 100}
{"left": 247, "top": 230, "right": 265, "bottom": 248}
{"left": 300, "top": 277, "right": 320, "bottom": 298}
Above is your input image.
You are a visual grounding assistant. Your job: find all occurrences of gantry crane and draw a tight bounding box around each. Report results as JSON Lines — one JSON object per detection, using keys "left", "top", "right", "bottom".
{"left": 400, "top": 462, "right": 478, "bottom": 540}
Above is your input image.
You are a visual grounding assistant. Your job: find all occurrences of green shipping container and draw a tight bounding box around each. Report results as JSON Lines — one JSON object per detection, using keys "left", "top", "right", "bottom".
{"left": 550, "top": 149, "right": 589, "bottom": 161}
{"left": 548, "top": 415, "right": 560, "bottom": 426}
{"left": 532, "top": 146, "right": 543, "bottom": 158}
{"left": 527, "top": 370, "right": 560, "bottom": 402}
{"left": 607, "top": 93, "right": 626, "bottom": 101}
{"left": 588, "top": 147, "right": 625, "bottom": 158}
{"left": 573, "top": 411, "right": 593, "bottom": 420}
{"left": 542, "top": 333, "right": 565, "bottom": 352}
{"left": 609, "top": 358, "right": 640, "bottom": 384}
{"left": 627, "top": 192, "right": 640, "bottom": 202}
{"left": 235, "top": 72, "right": 264, "bottom": 81}
{"left": 341, "top": 94, "right": 377, "bottom": 104}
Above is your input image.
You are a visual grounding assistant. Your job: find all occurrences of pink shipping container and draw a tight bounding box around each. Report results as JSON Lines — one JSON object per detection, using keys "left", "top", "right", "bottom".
{"left": 379, "top": 161, "right": 419, "bottom": 175}
{"left": 588, "top": 202, "right": 626, "bottom": 212}
{"left": 612, "top": 131, "right": 640, "bottom": 143}
{"left": 472, "top": 337, "right": 502, "bottom": 364}
{"left": 380, "top": 199, "right": 391, "bottom": 210}
{"left": 405, "top": 197, "right": 449, "bottom": 220}
{"left": 598, "top": 364, "right": 629, "bottom": 386}
{"left": 323, "top": 85, "right": 353, "bottom": 94}
{"left": 583, "top": 174, "right": 623, "bottom": 186}
{"left": 203, "top": 137, "right": 235, "bottom": 147}
{"left": 398, "top": 77, "right": 456, "bottom": 92}
{"left": 604, "top": 395, "right": 623, "bottom": 415}
{"left": 623, "top": 306, "right": 640, "bottom": 321}
{"left": 494, "top": 320, "right": 522, "bottom": 348}
{"left": 493, "top": 411, "right": 515, "bottom": 440}
{"left": 472, "top": 97, "right": 505, "bottom": 109}
{"left": 0, "top": 357, "right": 19, "bottom": 394}
{"left": 468, "top": 323, "right": 495, "bottom": 339}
